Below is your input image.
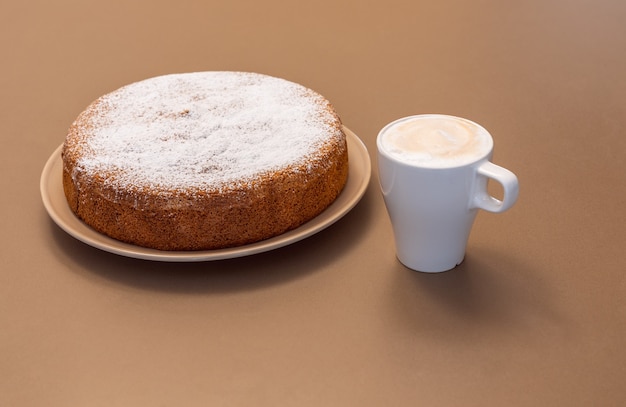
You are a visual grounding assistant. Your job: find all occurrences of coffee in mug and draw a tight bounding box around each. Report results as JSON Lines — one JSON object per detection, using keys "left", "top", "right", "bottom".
{"left": 377, "top": 114, "right": 519, "bottom": 272}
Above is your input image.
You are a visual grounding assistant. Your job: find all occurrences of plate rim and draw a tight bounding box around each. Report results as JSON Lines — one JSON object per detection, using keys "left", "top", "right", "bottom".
{"left": 40, "top": 126, "right": 371, "bottom": 262}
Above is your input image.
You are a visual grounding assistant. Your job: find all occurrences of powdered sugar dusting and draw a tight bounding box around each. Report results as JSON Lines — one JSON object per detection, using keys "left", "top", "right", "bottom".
{"left": 68, "top": 72, "right": 343, "bottom": 193}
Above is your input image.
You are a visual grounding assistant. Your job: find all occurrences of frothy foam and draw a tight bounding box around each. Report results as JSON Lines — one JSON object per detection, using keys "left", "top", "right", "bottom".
{"left": 378, "top": 115, "right": 492, "bottom": 167}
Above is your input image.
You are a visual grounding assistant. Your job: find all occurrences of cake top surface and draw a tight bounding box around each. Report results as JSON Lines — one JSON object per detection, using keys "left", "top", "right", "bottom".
{"left": 64, "top": 71, "right": 344, "bottom": 193}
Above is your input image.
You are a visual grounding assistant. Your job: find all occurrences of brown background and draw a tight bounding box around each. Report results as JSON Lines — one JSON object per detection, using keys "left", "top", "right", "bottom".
{"left": 2, "top": 0, "right": 625, "bottom": 405}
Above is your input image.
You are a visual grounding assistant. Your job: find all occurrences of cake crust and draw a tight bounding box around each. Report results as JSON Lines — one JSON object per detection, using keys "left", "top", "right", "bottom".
{"left": 62, "top": 72, "right": 348, "bottom": 250}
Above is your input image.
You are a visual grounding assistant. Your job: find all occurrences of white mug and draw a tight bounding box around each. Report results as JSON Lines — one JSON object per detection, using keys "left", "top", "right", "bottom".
{"left": 377, "top": 114, "right": 519, "bottom": 273}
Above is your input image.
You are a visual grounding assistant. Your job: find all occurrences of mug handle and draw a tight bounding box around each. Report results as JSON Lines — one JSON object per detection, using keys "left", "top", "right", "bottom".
{"left": 471, "top": 161, "right": 519, "bottom": 213}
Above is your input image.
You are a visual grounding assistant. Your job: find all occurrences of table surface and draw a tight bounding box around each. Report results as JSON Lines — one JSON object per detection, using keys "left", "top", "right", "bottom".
{"left": 2, "top": 1, "right": 625, "bottom": 406}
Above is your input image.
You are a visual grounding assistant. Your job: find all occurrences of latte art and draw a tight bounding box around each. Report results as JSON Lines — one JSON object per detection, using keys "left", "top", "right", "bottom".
{"left": 378, "top": 115, "right": 492, "bottom": 167}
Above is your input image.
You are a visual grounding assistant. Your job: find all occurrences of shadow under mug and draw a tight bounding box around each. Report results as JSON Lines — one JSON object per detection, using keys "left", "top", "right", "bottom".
{"left": 377, "top": 114, "right": 519, "bottom": 273}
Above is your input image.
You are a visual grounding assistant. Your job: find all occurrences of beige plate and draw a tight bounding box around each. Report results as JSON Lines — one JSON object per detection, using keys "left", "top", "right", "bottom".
{"left": 40, "top": 127, "right": 371, "bottom": 261}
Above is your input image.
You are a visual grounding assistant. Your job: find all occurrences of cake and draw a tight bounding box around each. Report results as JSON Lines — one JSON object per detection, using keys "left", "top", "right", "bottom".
{"left": 61, "top": 71, "right": 349, "bottom": 250}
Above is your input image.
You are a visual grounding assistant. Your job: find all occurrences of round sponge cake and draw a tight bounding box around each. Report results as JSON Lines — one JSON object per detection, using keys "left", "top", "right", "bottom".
{"left": 62, "top": 72, "right": 349, "bottom": 250}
